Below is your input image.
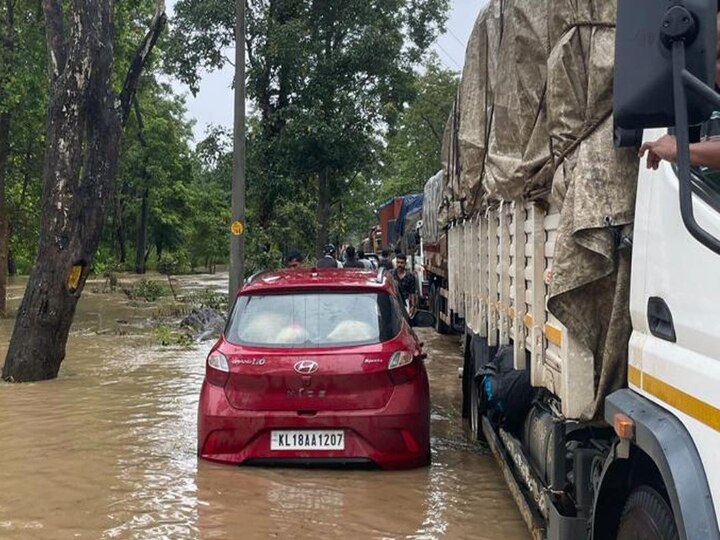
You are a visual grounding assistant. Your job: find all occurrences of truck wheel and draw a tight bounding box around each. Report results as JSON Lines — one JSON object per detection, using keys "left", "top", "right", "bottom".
{"left": 468, "top": 369, "right": 482, "bottom": 441}
{"left": 431, "top": 284, "right": 448, "bottom": 334}
{"left": 616, "top": 486, "right": 678, "bottom": 540}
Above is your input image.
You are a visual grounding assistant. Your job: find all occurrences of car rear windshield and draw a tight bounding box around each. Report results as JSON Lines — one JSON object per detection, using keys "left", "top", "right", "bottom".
{"left": 225, "top": 292, "right": 404, "bottom": 348}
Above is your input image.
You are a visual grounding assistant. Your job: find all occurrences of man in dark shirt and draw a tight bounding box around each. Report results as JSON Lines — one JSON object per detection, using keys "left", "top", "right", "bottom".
{"left": 343, "top": 245, "right": 365, "bottom": 268}
{"left": 357, "top": 249, "right": 375, "bottom": 270}
{"left": 317, "top": 244, "right": 343, "bottom": 268}
{"left": 392, "top": 254, "right": 417, "bottom": 314}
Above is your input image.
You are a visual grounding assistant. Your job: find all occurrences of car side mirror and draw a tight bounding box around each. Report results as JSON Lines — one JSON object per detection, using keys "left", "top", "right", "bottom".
{"left": 614, "top": 0, "right": 720, "bottom": 256}
{"left": 614, "top": 0, "right": 716, "bottom": 134}
{"left": 411, "top": 311, "right": 436, "bottom": 328}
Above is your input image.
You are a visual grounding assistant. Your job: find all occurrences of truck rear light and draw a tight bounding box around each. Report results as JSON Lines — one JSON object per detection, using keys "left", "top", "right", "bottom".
{"left": 388, "top": 351, "right": 419, "bottom": 384}
{"left": 206, "top": 351, "right": 229, "bottom": 386}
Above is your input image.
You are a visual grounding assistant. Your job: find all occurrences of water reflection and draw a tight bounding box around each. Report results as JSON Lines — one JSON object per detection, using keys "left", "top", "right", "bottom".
{"left": 0, "top": 275, "right": 528, "bottom": 539}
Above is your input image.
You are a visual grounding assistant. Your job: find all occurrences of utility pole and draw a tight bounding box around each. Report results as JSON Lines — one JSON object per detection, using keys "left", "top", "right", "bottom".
{"left": 229, "top": 0, "right": 246, "bottom": 306}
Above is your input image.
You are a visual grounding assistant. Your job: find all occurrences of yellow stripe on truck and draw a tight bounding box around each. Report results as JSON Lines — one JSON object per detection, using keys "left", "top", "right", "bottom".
{"left": 629, "top": 366, "right": 720, "bottom": 432}
{"left": 642, "top": 371, "right": 720, "bottom": 432}
{"left": 628, "top": 365, "right": 642, "bottom": 387}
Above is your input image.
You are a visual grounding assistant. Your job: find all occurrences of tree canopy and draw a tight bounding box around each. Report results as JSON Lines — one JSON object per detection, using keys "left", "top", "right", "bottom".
{"left": 169, "top": 0, "right": 450, "bottom": 256}
{"left": 0, "top": 0, "right": 457, "bottom": 328}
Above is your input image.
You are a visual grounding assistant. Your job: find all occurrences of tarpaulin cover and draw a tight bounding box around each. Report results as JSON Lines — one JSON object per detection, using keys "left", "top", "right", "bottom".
{"left": 394, "top": 194, "right": 424, "bottom": 241}
{"left": 437, "top": 0, "right": 639, "bottom": 420}
{"left": 422, "top": 171, "right": 444, "bottom": 244}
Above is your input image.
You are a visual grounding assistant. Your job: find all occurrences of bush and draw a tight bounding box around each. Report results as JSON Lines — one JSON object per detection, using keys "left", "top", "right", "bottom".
{"left": 157, "top": 251, "right": 191, "bottom": 275}
{"left": 128, "top": 279, "right": 166, "bottom": 302}
{"left": 92, "top": 249, "right": 123, "bottom": 276}
{"left": 154, "top": 324, "right": 194, "bottom": 349}
{"left": 184, "top": 288, "right": 228, "bottom": 311}
{"left": 12, "top": 253, "right": 34, "bottom": 275}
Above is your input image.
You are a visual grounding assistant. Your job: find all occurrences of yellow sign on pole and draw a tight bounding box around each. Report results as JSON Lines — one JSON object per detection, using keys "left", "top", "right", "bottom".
{"left": 231, "top": 221, "right": 245, "bottom": 236}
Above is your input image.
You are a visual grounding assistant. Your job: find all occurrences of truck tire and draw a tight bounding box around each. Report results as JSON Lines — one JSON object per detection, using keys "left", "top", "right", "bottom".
{"left": 431, "top": 284, "right": 448, "bottom": 334}
{"left": 464, "top": 332, "right": 484, "bottom": 442}
{"left": 468, "top": 368, "right": 482, "bottom": 441}
{"left": 616, "top": 486, "right": 678, "bottom": 540}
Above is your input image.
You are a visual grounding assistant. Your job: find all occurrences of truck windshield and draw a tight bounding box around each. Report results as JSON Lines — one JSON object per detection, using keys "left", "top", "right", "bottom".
{"left": 225, "top": 292, "right": 404, "bottom": 348}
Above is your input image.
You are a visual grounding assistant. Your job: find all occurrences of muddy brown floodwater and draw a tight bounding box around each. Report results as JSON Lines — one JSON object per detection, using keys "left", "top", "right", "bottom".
{"left": 0, "top": 273, "right": 529, "bottom": 540}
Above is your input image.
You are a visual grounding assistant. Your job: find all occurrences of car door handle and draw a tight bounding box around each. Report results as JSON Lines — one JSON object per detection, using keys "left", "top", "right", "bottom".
{"left": 647, "top": 297, "right": 677, "bottom": 343}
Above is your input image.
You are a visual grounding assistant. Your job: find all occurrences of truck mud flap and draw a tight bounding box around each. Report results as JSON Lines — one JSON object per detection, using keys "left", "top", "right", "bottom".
{"left": 482, "top": 416, "right": 545, "bottom": 540}
{"left": 545, "top": 494, "right": 588, "bottom": 540}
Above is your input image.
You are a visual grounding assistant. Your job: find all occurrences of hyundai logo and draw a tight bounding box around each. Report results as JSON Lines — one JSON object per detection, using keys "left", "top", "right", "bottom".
{"left": 294, "top": 360, "right": 319, "bottom": 375}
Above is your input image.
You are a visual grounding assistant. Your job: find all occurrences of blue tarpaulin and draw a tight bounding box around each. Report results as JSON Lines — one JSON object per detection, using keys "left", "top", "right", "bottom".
{"left": 393, "top": 193, "right": 424, "bottom": 242}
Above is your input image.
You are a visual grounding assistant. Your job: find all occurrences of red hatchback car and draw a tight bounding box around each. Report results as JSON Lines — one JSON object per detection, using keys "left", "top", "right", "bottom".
{"left": 197, "top": 268, "right": 432, "bottom": 470}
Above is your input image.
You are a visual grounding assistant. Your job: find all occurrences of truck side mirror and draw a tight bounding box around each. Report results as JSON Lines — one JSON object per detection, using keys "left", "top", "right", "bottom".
{"left": 614, "top": 0, "right": 720, "bottom": 256}
{"left": 614, "top": 0, "right": 716, "bottom": 133}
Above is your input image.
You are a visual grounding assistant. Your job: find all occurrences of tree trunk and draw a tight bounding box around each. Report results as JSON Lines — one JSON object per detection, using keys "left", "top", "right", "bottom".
{"left": 2, "top": 0, "right": 166, "bottom": 382}
{"left": 116, "top": 223, "right": 127, "bottom": 263}
{"left": 316, "top": 168, "right": 331, "bottom": 258}
{"left": 134, "top": 98, "right": 149, "bottom": 274}
{"left": 0, "top": 111, "right": 9, "bottom": 318}
{"left": 0, "top": 0, "right": 15, "bottom": 318}
{"left": 135, "top": 187, "right": 149, "bottom": 273}
{"left": 114, "top": 172, "right": 129, "bottom": 264}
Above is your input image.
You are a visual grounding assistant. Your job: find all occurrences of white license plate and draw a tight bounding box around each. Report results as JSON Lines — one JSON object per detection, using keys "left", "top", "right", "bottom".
{"left": 270, "top": 430, "right": 345, "bottom": 451}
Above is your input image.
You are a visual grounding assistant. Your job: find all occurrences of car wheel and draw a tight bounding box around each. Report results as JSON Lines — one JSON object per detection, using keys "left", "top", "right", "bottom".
{"left": 616, "top": 486, "right": 678, "bottom": 540}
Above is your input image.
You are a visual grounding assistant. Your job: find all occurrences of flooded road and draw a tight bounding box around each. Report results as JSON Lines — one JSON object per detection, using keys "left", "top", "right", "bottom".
{"left": 0, "top": 274, "right": 528, "bottom": 539}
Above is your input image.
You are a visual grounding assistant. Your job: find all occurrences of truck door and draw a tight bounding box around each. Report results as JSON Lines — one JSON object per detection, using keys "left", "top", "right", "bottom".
{"left": 630, "top": 128, "right": 720, "bottom": 519}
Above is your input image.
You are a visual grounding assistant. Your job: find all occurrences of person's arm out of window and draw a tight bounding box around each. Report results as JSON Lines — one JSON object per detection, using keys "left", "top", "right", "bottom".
{"left": 690, "top": 140, "right": 720, "bottom": 169}
{"left": 639, "top": 135, "right": 720, "bottom": 170}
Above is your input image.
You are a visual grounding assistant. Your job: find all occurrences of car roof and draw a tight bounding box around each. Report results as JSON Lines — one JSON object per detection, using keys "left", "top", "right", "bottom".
{"left": 239, "top": 268, "right": 395, "bottom": 295}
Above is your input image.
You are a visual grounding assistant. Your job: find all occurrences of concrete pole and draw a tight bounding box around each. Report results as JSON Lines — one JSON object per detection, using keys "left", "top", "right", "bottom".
{"left": 229, "top": 0, "right": 246, "bottom": 307}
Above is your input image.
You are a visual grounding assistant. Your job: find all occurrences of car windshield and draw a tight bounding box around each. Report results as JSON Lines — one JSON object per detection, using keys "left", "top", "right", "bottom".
{"left": 225, "top": 292, "right": 404, "bottom": 348}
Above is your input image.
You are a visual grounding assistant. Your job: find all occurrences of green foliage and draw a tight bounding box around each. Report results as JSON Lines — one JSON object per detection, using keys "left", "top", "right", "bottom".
{"left": 157, "top": 251, "right": 191, "bottom": 276}
{"left": 154, "top": 324, "right": 194, "bottom": 348}
{"left": 2, "top": 0, "right": 454, "bottom": 296}
{"left": 127, "top": 279, "right": 167, "bottom": 302}
{"left": 183, "top": 288, "right": 228, "bottom": 312}
{"left": 109, "top": 81, "right": 199, "bottom": 270}
{"left": 169, "top": 0, "right": 450, "bottom": 255}
{"left": 2, "top": 1, "right": 48, "bottom": 277}
{"left": 92, "top": 248, "right": 124, "bottom": 275}
{"left": 154, "top": 324, "right": 173, "bottom": 346}
{"left": 378, "top": 56, "right": 458, "bottom": 202}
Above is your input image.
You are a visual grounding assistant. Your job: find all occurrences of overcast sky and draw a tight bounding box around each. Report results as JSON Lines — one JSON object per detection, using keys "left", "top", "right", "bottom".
{"left": 166, "top": 1, "right": 487, "bottom": 141}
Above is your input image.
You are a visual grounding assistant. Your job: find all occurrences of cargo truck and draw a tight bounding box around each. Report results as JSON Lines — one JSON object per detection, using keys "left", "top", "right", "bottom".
{"left": 378, "top": 194, "right": 428, "bottom": 306}
{"left": 425, "top": 1, "right": 720, "bottom": 538}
